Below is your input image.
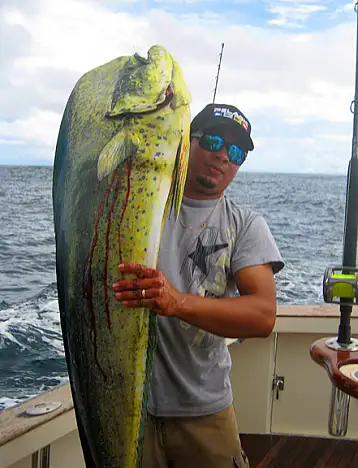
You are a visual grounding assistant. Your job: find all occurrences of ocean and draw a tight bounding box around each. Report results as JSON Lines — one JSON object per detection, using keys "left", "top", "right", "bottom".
{"left": 0, "top": 165, "right": 348, "bottom": 410}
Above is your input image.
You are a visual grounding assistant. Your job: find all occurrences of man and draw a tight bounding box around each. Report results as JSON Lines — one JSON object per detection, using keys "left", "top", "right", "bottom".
{"left": 113, "top": 103, "right": 284, "bottom": 467}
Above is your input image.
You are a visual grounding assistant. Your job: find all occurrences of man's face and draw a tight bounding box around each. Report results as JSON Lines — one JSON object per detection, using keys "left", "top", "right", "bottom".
{"left": 184, "top": 126, "right": 243, "bottom": 199}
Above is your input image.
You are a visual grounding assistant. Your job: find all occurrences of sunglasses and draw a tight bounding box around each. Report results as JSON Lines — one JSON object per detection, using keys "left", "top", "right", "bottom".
{"left": 192, "top": 132, "right": 247, "bottom": 166}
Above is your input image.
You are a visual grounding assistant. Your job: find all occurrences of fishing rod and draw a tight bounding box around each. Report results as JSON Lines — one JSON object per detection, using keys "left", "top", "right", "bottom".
{"left": 213, "top": 43, "right": 225, "bottom": 103}
{"left": 310, "top": 2, "right": 358, "bottom": 437}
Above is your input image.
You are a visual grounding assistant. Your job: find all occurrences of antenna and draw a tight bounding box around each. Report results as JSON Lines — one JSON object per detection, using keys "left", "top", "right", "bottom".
{"left": 213, "top": 43, "right": 225, "bottom": 103}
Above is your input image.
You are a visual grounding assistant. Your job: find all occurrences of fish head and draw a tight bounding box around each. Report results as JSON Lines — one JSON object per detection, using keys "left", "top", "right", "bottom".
{"left": 167, "top": 56, "right": 191, "bottom": 111}
{"left": 106, "top": 45, "right": 191, "bottom": 118}
{"left": 146, "top": 45, "right": 191, "bottom": 110}
{"left": 98, "top": 45, "right": 191, "bottom": 187}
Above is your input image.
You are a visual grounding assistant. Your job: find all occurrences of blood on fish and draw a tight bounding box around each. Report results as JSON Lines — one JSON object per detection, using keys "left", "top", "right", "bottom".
{"left": 83, "top": 170, "right": 117, "bottom": 380}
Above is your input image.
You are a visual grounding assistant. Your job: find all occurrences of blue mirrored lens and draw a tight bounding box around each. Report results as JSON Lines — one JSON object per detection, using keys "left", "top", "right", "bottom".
{"left": 207, "top": 135, "right": 224, "bottom": 151}
{"left": 200, "top": 134, "right": 246, "bottom": 165}
{"left": 227, "top": 145, "right": 246, "bottom": 165}
{"left": 200, "top": 134, "right": 224, "bottom": 151}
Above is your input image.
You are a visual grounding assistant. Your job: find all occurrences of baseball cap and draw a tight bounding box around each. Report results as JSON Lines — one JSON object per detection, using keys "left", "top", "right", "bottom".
{"left": 190, "top": 103, "right": 254, "bottom": 152}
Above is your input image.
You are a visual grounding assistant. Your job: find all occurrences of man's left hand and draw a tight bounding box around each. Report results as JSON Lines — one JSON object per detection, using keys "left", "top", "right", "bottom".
{"left": 112, "top": 262, "right": 183, "bottom": 316}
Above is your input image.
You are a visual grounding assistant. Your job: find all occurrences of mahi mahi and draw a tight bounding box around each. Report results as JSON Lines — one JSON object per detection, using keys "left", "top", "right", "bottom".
{"left": 52, "top": 45, "right": 191, "bottom": 467}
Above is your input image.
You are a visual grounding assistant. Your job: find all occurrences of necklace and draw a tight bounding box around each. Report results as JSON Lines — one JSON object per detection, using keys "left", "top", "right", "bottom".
{"left": 179, "top": 195, "right": 223, "bottom": 230}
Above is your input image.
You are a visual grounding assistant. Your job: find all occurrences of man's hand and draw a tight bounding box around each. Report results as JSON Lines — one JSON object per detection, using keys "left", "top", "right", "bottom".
{"left": 113, "top": 262, "right": 277, "bottom": 339}
{"left": 112, "top": 262, "right": 184, "bottom": 316}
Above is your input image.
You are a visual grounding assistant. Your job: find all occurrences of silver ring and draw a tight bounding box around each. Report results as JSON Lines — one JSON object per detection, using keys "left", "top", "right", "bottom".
{"left": 141, "top": 289, "right": 146, "bottom": 298}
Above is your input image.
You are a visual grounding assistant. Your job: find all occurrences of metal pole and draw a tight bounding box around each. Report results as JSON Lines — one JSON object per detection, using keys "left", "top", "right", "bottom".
{"left": 337, "top": 2, "right": 358, "bottom": 345}
{"left": 310, "top": 4, "right": 358, "bottom": 438}
{"left": 213, "top": 43, "right": 225, "bottom": 103}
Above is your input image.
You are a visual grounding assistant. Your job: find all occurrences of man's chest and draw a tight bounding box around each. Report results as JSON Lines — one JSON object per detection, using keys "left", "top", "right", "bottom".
{"left": 158, "top": 219, "right": 238, "bottom": 298}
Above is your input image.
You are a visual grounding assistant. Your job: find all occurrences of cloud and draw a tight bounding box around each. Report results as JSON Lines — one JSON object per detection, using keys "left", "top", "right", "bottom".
{"left": 0, "top": 109, "right": 61, "bottom": 148}
{"left": 266, "top": 1, "right": 327, "bottom": 28}
{"left": 246, "top": 131, "right": 351, "bottom": 174}
{"left": 0, "top": 139, "right": 26, "bottom": 146}
{"left": 339, "top": 2, "right": 355, "bottom": 13}
{"left": 0, "top": 0, "right": 356, "bottom": 173}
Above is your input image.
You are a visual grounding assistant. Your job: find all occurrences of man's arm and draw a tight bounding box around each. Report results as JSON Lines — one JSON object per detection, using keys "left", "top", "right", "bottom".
{"left": 112, "top": 262, "right": 277, "bottom": 339}
{"left": 174, "top": 263, "right": 277, "bottom": 339}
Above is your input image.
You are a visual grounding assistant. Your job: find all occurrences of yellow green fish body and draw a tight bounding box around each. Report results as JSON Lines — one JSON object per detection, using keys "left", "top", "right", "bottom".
{"left": 52, "top": 45, "right": 191, "bottom": 467}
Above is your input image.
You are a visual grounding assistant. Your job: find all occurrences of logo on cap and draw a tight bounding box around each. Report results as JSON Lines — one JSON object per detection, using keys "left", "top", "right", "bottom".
{"left": 213, "top": 107, "right": 249, "bottom": 132}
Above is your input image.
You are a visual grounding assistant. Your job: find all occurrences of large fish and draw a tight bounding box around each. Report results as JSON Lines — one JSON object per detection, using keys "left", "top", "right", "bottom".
{"left": 52, "top": 45, "right": 191, "bottom": 467}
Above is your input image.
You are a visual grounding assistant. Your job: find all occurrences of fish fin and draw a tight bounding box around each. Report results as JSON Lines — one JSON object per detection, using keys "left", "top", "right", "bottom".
{"left": 165, "top": 107, "right": 191, "bottom": 221}
{"left": 97, "top": 130, "right": 138, "bottom": 181}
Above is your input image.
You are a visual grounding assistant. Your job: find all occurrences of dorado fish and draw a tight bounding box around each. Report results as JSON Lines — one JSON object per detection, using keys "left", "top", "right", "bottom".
{"left": 52, "top": 45, "right": 191, "bottom": 467}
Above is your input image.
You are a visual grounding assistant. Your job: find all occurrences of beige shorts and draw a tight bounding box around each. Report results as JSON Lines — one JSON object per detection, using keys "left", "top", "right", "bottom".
{"left": 142, "top": 404, "right": 250, "bottom": 468}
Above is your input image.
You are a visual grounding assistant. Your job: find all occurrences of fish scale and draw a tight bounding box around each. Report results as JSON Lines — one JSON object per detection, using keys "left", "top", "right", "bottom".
{"left": 52, "top": 45, "right": 191, "bottom": 467}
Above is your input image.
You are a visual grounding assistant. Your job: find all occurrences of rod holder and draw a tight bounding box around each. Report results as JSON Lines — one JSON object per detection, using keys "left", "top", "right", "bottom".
{"left": 328, "top": 385, "right": 350, "bottom": 437}
{"left": 31, "top": 445, "right": 51, "bottom": 468}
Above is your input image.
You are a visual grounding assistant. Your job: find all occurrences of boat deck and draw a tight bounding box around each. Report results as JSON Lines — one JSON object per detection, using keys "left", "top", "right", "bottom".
{"left": 240, "top": 434, "right": 358, "bottom": 467}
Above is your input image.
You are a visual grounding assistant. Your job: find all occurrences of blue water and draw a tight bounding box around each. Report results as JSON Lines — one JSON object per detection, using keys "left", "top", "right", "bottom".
{"left": 0, "top": 165, "right": 347, "bottom": 409}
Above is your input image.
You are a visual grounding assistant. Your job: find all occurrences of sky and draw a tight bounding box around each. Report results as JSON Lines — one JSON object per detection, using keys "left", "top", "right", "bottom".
{"left": 0, "top": 0, "right": 356, "bottom": 174}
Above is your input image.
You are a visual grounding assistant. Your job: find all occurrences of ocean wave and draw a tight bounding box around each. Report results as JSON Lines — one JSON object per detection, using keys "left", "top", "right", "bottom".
{"left": 0, "top": 283, "right": 63, "bottom": 354}
{"left": 0, "top": 283, "right": 69, "bottom": 410}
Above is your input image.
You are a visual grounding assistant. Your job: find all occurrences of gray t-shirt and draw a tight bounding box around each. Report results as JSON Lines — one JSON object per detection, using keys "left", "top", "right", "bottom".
{"left": 147, "top": 195, "right": 284, "bottom": 417}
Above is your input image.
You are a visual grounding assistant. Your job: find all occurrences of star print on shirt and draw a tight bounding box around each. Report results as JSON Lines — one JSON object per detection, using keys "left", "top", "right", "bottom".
{"left": 180, "top": 228, "right": 229, "bottom": 290}
{"left": 188, "top": 236, "right": 228, "bottom": 275}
